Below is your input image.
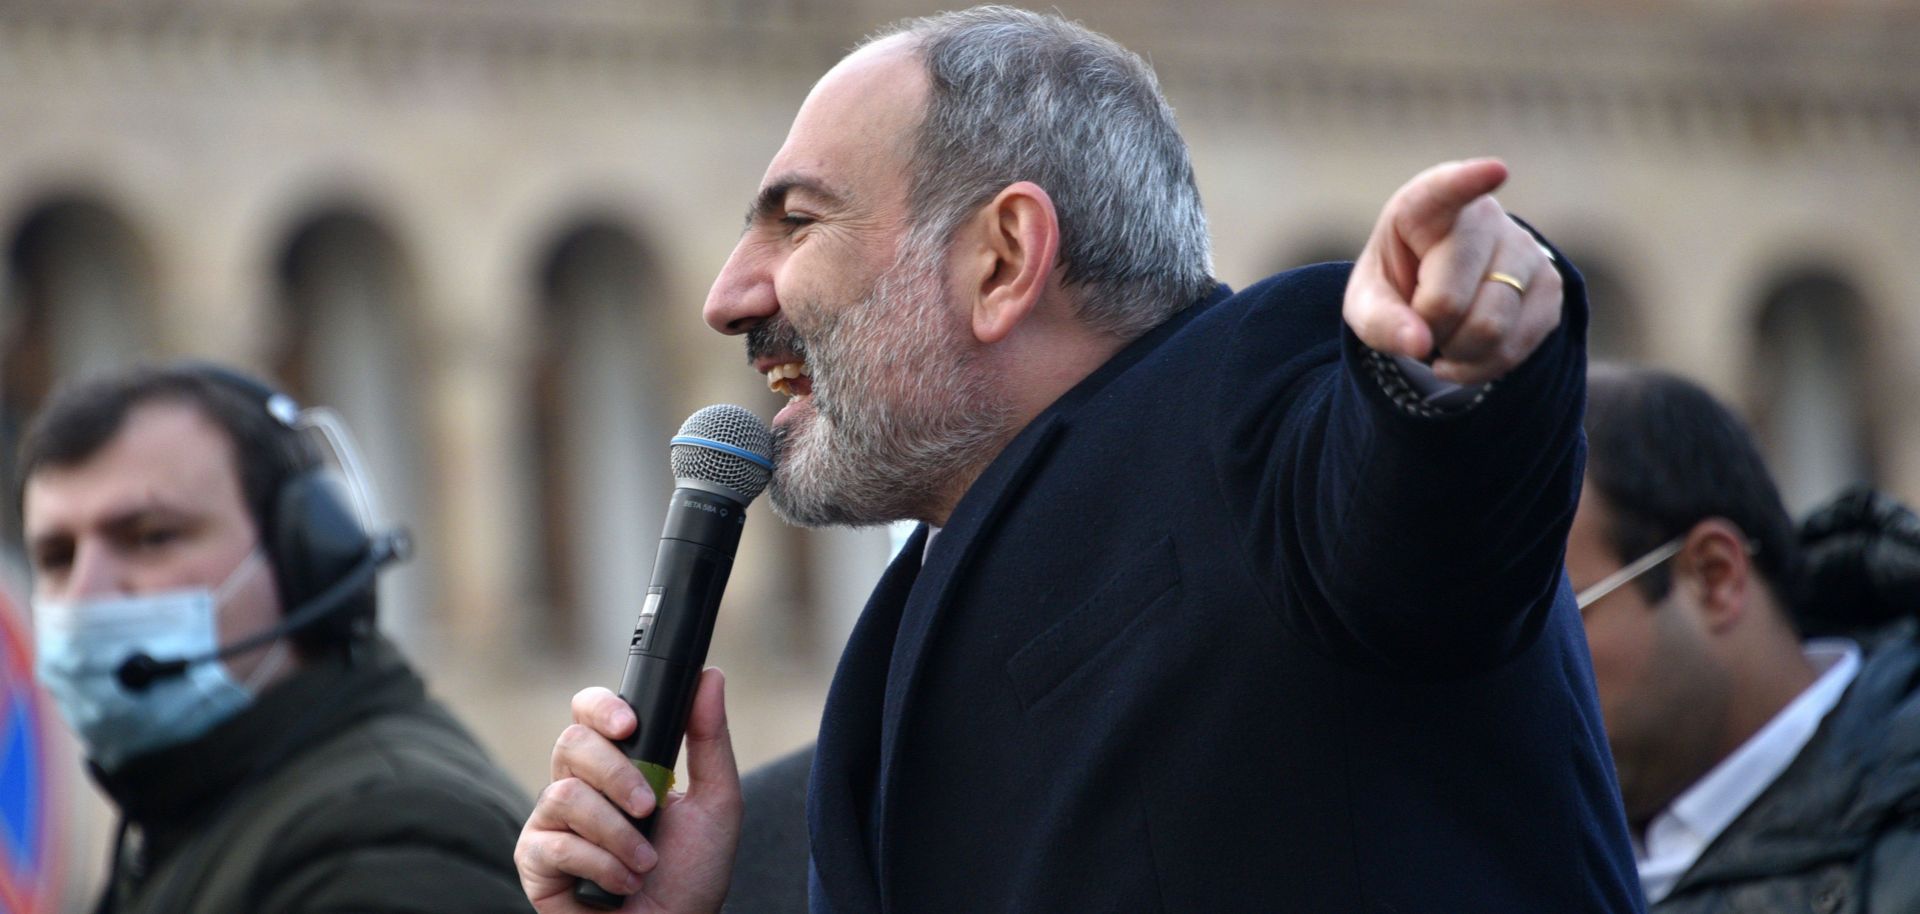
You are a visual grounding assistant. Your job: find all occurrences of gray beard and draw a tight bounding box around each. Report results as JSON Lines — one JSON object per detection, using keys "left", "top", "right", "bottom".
{"left": 765, "top": 237, "right": 1014, "bottom": 528}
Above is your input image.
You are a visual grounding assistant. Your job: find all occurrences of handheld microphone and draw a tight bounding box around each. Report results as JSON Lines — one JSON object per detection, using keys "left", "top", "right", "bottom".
{"left": 574, "top": 404, "right": 772, "bottom": 911}
{"left": 114, "top": 532, "right": 412, "bottom": 692}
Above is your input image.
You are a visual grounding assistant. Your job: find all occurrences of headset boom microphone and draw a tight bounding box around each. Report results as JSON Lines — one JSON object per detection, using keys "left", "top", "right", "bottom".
{"left": 574, "top": 404, "right": 772, "bottom": 910}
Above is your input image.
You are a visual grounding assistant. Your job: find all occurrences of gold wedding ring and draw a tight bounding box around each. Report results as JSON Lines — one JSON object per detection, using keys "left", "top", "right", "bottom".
{"left": 1485, "top": 271, "right": 1527, "bottom": 297}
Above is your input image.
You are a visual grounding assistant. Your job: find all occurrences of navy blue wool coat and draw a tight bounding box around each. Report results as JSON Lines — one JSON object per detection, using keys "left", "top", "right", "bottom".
{"left": 806, "top": 259, "right": 1645, "bottom": 913}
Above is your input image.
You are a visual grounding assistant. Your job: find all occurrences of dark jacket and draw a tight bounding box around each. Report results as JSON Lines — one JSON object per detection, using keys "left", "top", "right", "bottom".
{"left": 807, "top": 262, "right": 1644, "bottom": 912}
{"left": 91, "top": 638, "right": 533, "bottom": 914}
{"left": 1655, "top": 630, "right": 1920, "bottom": 914}
{"left": 727, "top": 745, "right": 815, "bottom": 914}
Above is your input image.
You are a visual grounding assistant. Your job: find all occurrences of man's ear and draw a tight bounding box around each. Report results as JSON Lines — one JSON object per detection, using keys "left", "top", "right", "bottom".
{"left": 954, "top": 181, "right": 1059, "bottom": 345}
{"left": 1677, "top": 517, "right": 1755, "bottom": 634}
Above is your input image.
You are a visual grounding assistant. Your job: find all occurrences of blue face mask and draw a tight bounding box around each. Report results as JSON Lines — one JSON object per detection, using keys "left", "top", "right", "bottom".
{"left": 32, "top": 552, "right": 286, "bottom": 771}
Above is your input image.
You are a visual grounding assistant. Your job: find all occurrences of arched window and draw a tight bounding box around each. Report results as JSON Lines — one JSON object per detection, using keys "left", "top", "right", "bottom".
{"left": 525, "top": 222, "right": 665, "bottom": 654}
{"left": 272, "top": 209, "right": 436, "bottom": 649}
{"left": 1750, "top": 271, "right": 1876, "bottom": 515}
{"left": 2, "top": 199, "right": 155, "bottom": 557}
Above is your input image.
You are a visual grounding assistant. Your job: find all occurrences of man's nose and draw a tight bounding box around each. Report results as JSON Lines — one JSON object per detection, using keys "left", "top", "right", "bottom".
{"left": 703, "top": 242, "right": 778, "bottom": 336}
{"left": 64, "top": 540, "right": 127, "bottom": 602}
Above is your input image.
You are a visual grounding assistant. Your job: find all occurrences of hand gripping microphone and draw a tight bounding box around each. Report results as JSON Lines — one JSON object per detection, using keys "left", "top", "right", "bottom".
{"left": 574, "top": 404, "right": 772, "bottom": 910}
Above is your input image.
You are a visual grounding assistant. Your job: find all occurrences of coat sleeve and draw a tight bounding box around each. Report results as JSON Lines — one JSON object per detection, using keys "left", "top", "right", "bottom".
{"left": 1215, "top": 241, "right": 1588, "bottom": 675}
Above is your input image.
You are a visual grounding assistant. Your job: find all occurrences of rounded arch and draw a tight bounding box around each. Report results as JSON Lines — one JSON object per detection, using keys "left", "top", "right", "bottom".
{"left": 2, "top": 195, "right": 158, "bottom": 553}
{"left": 521, "top": 217, "right": 675, "bottom": 654}
{"left": 271, "top": 208, "right": 422, "bottom": 393}
{"left": 1746, "top": 266, "right": 1878, "bottom": 515}
{"left": 269, "top": 205, "right": 438, "bottom": 650}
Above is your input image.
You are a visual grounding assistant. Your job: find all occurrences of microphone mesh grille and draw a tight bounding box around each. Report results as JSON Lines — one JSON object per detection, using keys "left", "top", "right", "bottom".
{"left": 669, "top": 404, "right": 773, "bottom": 502}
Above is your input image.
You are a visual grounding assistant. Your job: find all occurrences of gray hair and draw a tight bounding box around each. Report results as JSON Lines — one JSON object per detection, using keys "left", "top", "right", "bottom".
{"left": 867, "top": 6, "right": 1214, "bottom": 339}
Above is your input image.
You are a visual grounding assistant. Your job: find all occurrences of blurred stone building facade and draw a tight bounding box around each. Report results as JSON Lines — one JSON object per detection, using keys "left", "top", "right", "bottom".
{"left": 0, "top": 1, "right": 1914, "bottom": 908}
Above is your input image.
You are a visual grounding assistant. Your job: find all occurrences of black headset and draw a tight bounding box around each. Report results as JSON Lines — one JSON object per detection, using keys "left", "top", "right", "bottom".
{"left": 115, "top": 364, "right": 412, "bottom": 691}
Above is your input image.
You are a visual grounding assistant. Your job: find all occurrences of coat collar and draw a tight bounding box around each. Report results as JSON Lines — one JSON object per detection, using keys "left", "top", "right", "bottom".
{"left": 868, "top": 283, "right": 1230, "bottom": 898}
{"left": 807, "top": 524, "right": 927, "bottom": 914}
{"left": 807, "top": 285, "right": 1230, "bottom": 911}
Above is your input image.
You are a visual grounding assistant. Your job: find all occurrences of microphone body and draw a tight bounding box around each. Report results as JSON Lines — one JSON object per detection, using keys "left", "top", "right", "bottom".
{"left": 613, "top": 486, "right": 747, "bottom": 797}
{"left": 575, "top": 405, "right": 770, "bottom": 911}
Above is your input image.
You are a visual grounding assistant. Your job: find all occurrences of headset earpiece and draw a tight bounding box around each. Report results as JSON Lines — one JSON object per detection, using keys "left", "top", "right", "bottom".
{"left": 271, "top": 472, "right": 376, "bottom": 649}
{"left": 175, "top": 362, "right": 383, "bottom": 653}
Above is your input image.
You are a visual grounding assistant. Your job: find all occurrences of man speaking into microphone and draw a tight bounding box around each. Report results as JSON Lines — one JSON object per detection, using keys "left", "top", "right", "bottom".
{"left": 18, "top": 363, "right": 534, "bottom": 913}
{"left": 518, "top": 6, "right": 1641, "bottom": 912}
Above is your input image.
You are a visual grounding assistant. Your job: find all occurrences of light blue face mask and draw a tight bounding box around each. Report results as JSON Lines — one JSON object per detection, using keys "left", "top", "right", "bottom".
{"left": 33, "top": 551, "right": 286, "bottom": 771}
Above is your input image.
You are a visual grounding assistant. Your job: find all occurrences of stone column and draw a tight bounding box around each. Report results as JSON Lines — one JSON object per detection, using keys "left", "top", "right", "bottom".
{"left": 152, "top": 222, "right": 273, "bottom": 368}
{"left": 419, "top": 307, "right": 532, "bottom": 661}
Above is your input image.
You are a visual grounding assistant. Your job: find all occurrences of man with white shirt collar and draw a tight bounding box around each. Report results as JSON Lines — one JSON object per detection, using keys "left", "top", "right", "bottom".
{"left": 1568, "top": 363, "right": 1920, "bottom": 912}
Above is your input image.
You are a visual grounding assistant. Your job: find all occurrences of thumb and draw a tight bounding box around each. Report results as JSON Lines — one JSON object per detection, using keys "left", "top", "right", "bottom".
{"left": 1346, "top": 241, "right": 1437, "bottom": 361}
{"left": 683, "top": 668, "right": 740, "bottom": 804}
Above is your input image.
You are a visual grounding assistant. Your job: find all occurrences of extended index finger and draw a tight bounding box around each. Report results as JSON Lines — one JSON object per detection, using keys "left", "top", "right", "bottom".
{"left": 1392, "top": 158, "right": 1510, "bottom": 257}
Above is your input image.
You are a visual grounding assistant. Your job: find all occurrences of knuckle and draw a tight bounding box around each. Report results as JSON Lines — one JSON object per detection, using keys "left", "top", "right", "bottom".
{"left": 1464, "top": 307, "right": 1509, "bottom": 342}
{"left": 533, "top": 831, "right": 628, "bottom": 888}
{"left": 1415, "top": 290, "right": 1468, "bottom": 322}
{"left": 546, "top": 776, "right": 591, "bottom": 809}
{"left": 545, "top": 837, "right": 585, "bottom": 875}
{"left": 602, "top": 756, "right": 641, "bottom": 793}
{"left": 524, "top": 832, "right": 566, "bottom": 871}
{"left": 1465, "top": 195, "right": 1503, "bottom": 221}
{"left": 1538, "top": 267, "right": 1564, "bottom": 297}
{"left": 557, "top": 723, "right": 598, "bottom": 754}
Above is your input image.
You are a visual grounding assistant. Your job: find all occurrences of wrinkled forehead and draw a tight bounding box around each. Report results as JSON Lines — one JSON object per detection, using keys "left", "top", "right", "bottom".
{"left": 767, "top": 37, "right": 929, "bottom": 196}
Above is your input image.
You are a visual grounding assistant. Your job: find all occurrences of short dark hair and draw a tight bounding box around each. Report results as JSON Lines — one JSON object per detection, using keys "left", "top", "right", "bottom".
{"left": 17, "top": 365, "right": 317, "bottom": 538}
{"left": 1584, "top": 364, "right": 1802, "bottom": 610}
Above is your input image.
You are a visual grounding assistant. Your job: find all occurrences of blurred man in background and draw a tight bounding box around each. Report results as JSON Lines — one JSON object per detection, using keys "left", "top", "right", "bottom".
{"left": 1572, "top": 363, "right": 1920, "bottom": 912}
{"left": 19, "top": 364, "right": 532, "bottom": 913}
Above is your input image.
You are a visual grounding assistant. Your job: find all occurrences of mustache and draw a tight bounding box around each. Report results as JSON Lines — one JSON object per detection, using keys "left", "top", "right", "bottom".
{"left": 746, "top": 317, "right": 809, "bottom": 364}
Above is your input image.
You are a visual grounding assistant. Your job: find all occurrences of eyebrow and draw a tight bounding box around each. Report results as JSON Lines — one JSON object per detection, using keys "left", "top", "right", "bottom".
{"left": 743, "top": 175, "right": 850, "bottom": 228}
{"left": 26, "top": 501, "right": 196, "bottom": 555}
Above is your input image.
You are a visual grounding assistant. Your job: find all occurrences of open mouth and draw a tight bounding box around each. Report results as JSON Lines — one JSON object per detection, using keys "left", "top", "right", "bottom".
{"left": 766, "top": 361, "right": 813, "bottom": 398}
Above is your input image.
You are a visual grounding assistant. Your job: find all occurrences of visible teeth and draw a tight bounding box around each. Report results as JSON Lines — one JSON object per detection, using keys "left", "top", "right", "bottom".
{"left": 765, "top": 361, "right": 809, "bottom": 396}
